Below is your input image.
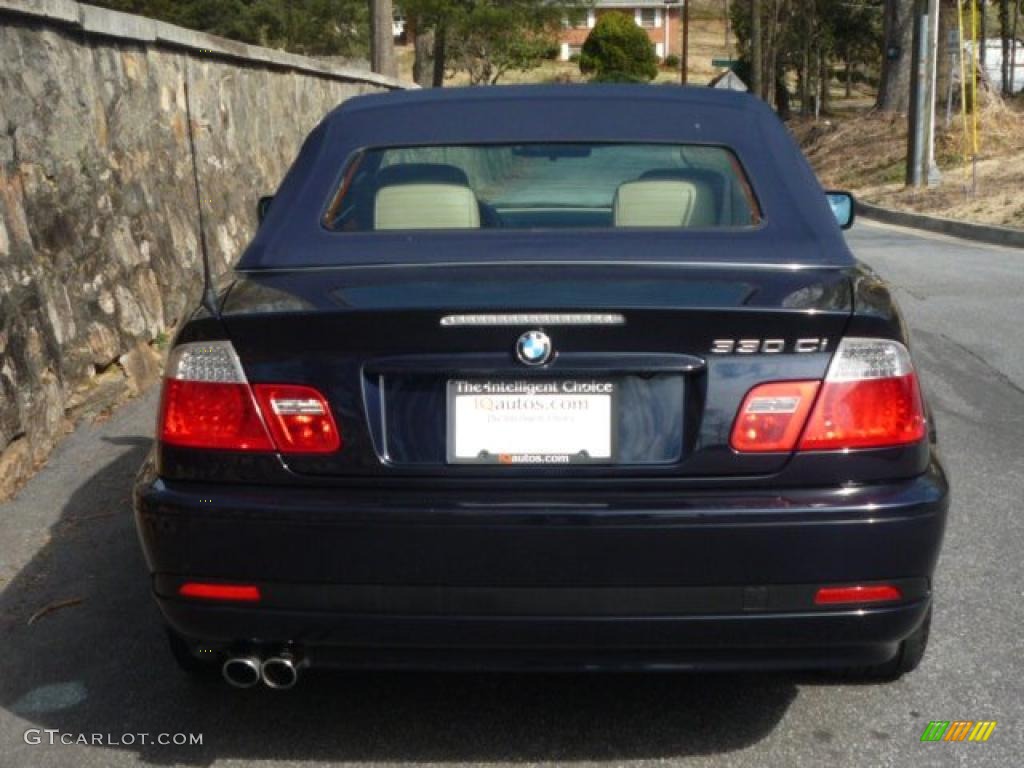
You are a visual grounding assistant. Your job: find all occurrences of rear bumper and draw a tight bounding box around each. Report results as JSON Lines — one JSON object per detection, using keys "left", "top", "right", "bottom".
{"left": 134, "top": 460, "right": 948, "bottom": 671}
{"left": 155, "top": 597, "right": 931, "bottom": 671}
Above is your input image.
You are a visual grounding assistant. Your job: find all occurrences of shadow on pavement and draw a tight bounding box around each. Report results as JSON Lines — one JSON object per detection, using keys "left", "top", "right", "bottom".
{"left": 0, "top": 435, "right": 799, "bottom": 766}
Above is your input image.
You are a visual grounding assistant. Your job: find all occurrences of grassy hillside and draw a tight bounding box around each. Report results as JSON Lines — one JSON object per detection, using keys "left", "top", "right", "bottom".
{"left": 793, "top": 93, "right": 1024, "bottom": 228}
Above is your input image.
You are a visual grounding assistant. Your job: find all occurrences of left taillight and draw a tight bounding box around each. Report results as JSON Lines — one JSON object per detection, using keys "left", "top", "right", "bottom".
{"left": 252, "top": 384, "right": 341, "bottom": 454}
{"left": 159, "top": 341, "right": 340, "bottom": 454}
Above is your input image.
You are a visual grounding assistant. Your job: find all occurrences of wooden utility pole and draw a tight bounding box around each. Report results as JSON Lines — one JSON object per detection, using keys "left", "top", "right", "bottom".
{"left": 906, "top": 0, "right": 925, "bottom": 185}
{"left": 682, "top": 0, "right": 690, "bottom": 84}
{"left": 925, "top": 0, "right": 941, "bottom": 186}
{"left": 906, "top": 0, "right": 941, "bottom": 186}
{"left": 751, "top": 0, "right": 763, "bottom": 97}
{"left": 369, "top": 0, "right": 397, "bottom": 78}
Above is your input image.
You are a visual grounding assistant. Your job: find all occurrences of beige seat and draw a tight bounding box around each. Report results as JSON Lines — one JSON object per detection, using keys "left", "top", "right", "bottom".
{"left": 612, "top": 179, "right": 717, "bottom": 228}
{"left": 374, "top": 183, "right": 481, "bottom": 230}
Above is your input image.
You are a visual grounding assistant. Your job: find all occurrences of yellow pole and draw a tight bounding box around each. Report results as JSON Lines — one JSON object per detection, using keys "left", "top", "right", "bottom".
{"left": 958, "top": 0, "right": 970, "bottom": 184}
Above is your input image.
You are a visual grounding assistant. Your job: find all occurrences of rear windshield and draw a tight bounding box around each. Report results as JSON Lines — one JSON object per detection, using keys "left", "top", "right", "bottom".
{"left": 323, "top": 143, "right": 761, "bottom": 232}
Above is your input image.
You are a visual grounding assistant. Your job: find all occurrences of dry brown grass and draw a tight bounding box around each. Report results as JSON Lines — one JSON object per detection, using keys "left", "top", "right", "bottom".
{"left": 794, "top": 92, "right": 1024, "bottom": 229}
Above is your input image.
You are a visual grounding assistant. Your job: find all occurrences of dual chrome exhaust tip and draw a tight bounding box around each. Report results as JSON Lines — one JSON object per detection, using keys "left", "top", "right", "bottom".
{"left": 222, "top": 651, "right": 301, "bottom": 689}
{"left": 261, "top": 654, "right": 300, "bottom": 690}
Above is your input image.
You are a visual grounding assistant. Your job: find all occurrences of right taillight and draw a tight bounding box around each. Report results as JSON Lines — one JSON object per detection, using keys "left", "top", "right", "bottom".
{"left": 730, "top": 380, "right": 821, "bottom": 452}
{"left": 730, "top": 337, "right": 927, "bottom": 454}
{"left": 799, "top": 337, "right": 927, "bottom": 451}
{"left": 159, "top": 341, "right": 340, "bottom": 454}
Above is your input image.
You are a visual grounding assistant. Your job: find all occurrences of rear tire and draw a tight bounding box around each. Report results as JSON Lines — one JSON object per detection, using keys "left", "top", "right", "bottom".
{"left": 166, "top": 626, "right": 221, "bottom": 681}
{"left": 843, "top": 605, "right": 931, "bottom": 682}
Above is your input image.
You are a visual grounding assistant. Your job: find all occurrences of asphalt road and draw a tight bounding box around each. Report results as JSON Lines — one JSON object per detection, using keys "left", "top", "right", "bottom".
{"left": 1, "top": 220, "right": 1022, "bottom": 768}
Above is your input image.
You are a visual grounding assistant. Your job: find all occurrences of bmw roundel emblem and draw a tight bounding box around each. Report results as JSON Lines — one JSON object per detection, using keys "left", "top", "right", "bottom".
{"left": 516, "top": 330, "right": 553, "bottom": 366}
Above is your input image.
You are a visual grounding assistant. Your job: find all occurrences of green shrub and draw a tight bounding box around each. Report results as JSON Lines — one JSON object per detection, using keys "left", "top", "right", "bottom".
{"left": 663, "top": 54, "right": 680, "bottom": 69}
{"left": 579, "top": 12, "right": 658, "bottom": 83}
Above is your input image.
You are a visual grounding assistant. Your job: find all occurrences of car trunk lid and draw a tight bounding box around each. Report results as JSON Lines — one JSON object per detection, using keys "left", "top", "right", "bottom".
{"left": 220, "top": 261, "right": 852, "bottom": 479}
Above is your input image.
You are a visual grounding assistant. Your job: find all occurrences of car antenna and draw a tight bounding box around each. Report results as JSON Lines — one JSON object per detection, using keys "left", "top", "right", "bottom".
{"left": 183, "top": 58, "right": 220, "bottom": 317}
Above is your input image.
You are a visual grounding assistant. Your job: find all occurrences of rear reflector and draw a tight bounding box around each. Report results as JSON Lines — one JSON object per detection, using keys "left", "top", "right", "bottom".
{"left": 159, "top": 341, "right": 341, "bottom": 454}
{"left": 178, "top": 582, "right": 261, "bottom": 602}
{"left": 252, "top": 384, "right": 341, "bottom": 454}
{"left": 730, "top": 380, "right": 820, "bottom": 452}
{"left": 814, "top": 584, "right": 903, "bottom": 605}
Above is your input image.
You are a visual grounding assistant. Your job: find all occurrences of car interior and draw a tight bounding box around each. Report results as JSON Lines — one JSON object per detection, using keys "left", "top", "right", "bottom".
{"left": 325, "top": 145, "right": 758, "bottom": 231}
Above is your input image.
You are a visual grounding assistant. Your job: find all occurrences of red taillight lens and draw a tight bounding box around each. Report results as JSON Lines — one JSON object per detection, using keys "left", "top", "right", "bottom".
{"left": 814, "top": 584, "right": 903, "bottom": 605}
{"left": 252, "top": 384, "right": 341, "bottom": 454}
{"left": 160, "top": 379, "right": 274, "bottom": 451}
{"left": 730, "top": 380, "right": 820, "bottom": 452}
{"left": 730, "top": 338, "right": 927, "bottom": 454}
{"left": 799, "top": 372, "right": 926, "bottom": 450}
{"left": 158, "top": 341, "right": 340, "bottom": 454}
{"left": 178, "top": 582, "right": 261, "bottom": 602}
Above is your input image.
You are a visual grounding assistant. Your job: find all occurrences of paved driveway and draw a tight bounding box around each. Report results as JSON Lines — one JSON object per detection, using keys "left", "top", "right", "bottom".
{"left": 0, "top": 220, "right": 1021, "bottom": 767}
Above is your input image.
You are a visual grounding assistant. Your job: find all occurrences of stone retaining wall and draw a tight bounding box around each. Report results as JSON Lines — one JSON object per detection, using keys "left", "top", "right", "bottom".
{"left": 0, "top": 0, "right": 406, "bottom": 498}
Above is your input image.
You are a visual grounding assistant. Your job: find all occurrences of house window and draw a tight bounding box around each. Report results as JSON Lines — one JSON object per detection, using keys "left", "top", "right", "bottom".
{"left": 563, "top": 9, "right": 595, "bottom": 29}
{"left": 637, "top": 8, "right": 661, "bottom": 28}
{"left": 560, "top": 43, "right": 584, "bottom": 61}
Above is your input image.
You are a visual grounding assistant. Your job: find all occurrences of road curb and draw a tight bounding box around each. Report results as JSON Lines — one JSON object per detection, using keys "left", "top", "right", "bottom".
{"left": 856, "top": 200, "right": 1024, "bottom": 249}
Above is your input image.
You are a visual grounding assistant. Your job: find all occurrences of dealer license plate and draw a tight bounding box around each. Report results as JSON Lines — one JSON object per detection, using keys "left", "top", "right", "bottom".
{"left": 447, "top": 379, "right": 616, "bottom": 465}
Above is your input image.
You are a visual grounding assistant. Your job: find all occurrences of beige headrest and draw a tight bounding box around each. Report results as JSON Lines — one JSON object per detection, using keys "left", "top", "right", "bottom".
{"left": 374, "top": 183, "right": 480, "bottom": 230}
{"left": 613, "top": 179, "right": 717, "bottom": 228}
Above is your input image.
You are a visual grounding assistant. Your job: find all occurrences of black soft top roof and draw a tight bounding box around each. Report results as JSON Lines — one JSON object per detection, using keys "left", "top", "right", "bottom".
{"left": 239, "top": 85, "right": 853, "bottom": 270}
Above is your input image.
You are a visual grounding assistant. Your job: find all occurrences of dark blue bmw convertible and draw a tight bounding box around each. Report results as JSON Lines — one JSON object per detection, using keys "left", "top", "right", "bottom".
{"left": 134, "top": 85, "right": 948, "bottom": 689}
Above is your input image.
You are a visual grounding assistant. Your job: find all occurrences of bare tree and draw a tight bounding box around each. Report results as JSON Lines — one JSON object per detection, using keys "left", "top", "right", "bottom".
{"left": 877, "top": 0, "right": 915, "bottom": 111}
{"left": 981, "top": 0, "right": 988, "bottom": 68}
{"left": 413, "top": 25, "right": 436, "bottom": 87}
{"left": 819, "top": 43, "right": 831, "bottom": 114}
{"left": 752, "top": 0, "right": 763, "bottom": 97}
{"left": 1013, "top": 0, "right": 1020, "bottom": 93}
{"left": 724, "top": 0, "right": 732, "bottom": 49}
{"left": 369, "top": 0, "right": 398, "bottom": 77}
{"left": 432, "top": 23, "right": 447, "bottom": 87}
{"left": 1000, "top": 0, "right": 1012, "bottom": 93}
